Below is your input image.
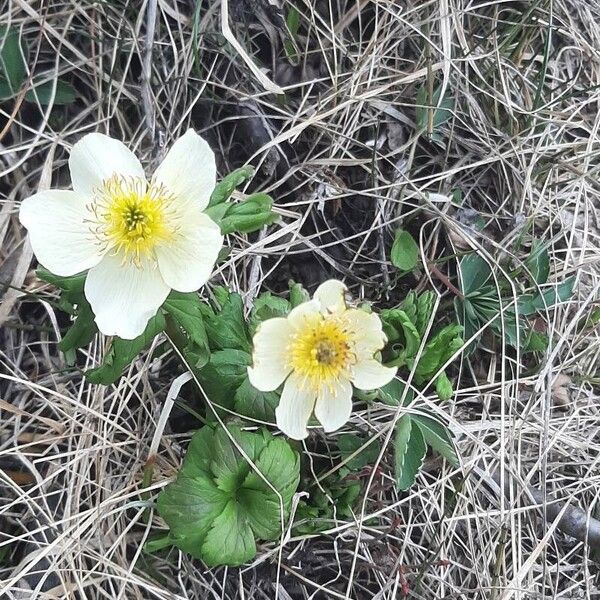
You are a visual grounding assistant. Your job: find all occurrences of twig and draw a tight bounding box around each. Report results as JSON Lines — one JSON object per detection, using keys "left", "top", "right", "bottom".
{"left": 220, "top": 0, "right": 284, "bottom": 95}
{"left": 142, "top": 0, "right": 158, "bottom": 139}
{"left": 476, "top": 466, "right": 600, "bottom": 549}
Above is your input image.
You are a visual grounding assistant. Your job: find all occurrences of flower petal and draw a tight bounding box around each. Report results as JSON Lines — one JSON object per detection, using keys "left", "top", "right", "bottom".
{"left": 248, "top": 317, "right": 294, "bottom": 391}
{"left": 314, "top": 378, "right": 353, "bottom": 433}
{"left": 69, "top": 133, "right": 145, "bottom": 197}
{"left": 275, "top": 374, "right": 316, "bottom": 440}
{"left": 343, "top": 308, "right": 387, "bottom": 356}
{"left": 352, "top": 359, "right": 397, "bottom": 391}
{"left": 314, "top": 279, "right": 347, "bottom": 314}
{"left": 155, "top": 208, "right": 223, "bottom": 292}
{"left": 152, "top": 129, "right": 216, "bottom": 211}
{"left": 287, "top": 299, "right": 321, "bottom": 330}
{"left": 85, "top": 253, "right": 170, "bottom": 339}
{"left": 19, "top": 190, "right": 103, "bottom": 276}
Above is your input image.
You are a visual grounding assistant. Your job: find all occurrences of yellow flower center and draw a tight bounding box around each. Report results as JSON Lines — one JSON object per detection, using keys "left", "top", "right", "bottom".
{"left": 289, "top": 315, "right": 355, "bottom": 390}
{"left": 91, "top": 175, "right": 177, "bottom": 264}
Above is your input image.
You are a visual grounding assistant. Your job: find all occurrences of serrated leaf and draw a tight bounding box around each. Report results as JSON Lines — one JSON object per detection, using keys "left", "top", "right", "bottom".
{"left": 84, "top": 313, "right": 165, "bottom": 385}
{"left": 163, "top": 291, "right": 210, "bottom": 367}
{"left": 25, "top": 79, "right": 76, "bottom": 105}
{"left": 208, "top": 165, "right": 255, "bottom": 208}
{"left": 378, "top": 378, "right": 414, "bottom": 407}
{"left": 400, "top": 290, "right": 418, "bottom": 323}
{"left": 525, "top": 239, "right": 550, "bottom": 284}
{"left": 459, "top": 254, "right": 492, "bottom": 296}
{"left": 413, "top": 324, "right": 463, "bottom": 381}
{"left": 391, "top": 229, "right": 419, "bottom": 271}
{"left": 198, "top": 348, "right": 251, "bottom": 407}
{"left": 243, "top": 437, "right": 300, "bottom": 505}
{"left": 517, "top": 277, "right": 575, "bottom": 316}
{"left": 157, "top": 471, "right": 228, "bottom": 558}
{"left": 380, "top": 308, "right": 420, "bottom": 351}
{"left": 394, "top": 415, "right": 426, "bottom": 490}
{"left": 233, "top": 377, "right": 279, "bottom": 421}
{"left": 411, "top": 414, "right": 457, "bottom": 464}
{"left": 201, "top": 499, "right": 256, "bottom": 567}
{"left": 0, "top": 26, "right": 26, "bottom": 98}
{"left": 338, "top": 434, "right": 381, "bottom": 470}
{"left": 415, "top": 291, "right": 435, "bottom": 337}
{"left": 211, "top": 426, "right": 267, "bottom": 493}
{"left": 201, "top": 290, "right": 251, "bottom": 352}
{"left": 157, "top": 425, "right": 300, "bottom": 566}
{"left": 249, "top": 291, "right": 290, "bottom": 334}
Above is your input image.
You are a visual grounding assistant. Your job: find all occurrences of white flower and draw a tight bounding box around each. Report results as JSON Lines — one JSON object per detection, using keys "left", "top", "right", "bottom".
{"left": 19, "top": 130, "right": 224, "bottom": 339}
{"left": 248, "top": 280, "right": 397, "bottom": 440}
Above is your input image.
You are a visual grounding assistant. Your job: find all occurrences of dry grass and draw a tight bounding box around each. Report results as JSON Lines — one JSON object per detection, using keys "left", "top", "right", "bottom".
{"left": 1, "top": 0, "right": 600, "bottom": 598}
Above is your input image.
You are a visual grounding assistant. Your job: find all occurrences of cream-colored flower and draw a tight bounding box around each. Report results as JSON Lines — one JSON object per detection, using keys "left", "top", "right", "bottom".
{"left": 19, "top": 130, "right": 223, "bottom": 339}
{"left": 248, "top": 280, "right": 397, "bottom": 439}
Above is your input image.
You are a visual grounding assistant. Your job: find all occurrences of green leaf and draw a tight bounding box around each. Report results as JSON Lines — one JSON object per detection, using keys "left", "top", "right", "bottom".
{"left": 416, "top": 85, "right": 454, "bottom": 136}
{"left": 246, "top": 446, "right": 300, "bottom": 504}
{"left": 525, "top": 330, "right": 549, "bottom": 352}
{"left": 413, "top": 324, "right": 463, "bottom": 381}
{"left": 284, "top": 6, "right": 301, "bottom": 62}
{"left": 577, "top": 305, "right": 600, "bottom": 332}
{"left": 219, "top": 193, "right": 278, "bottom": 235}
{"left": 58, "top": 297, "right": 97, "bottom": 353}
{"left": 0, "top": 26, "right": 26, "bottom": 98}
{"left": 289, "top": 280, "right": 310, "bottom": 308}
{"left": 234, "top": 377, "right": 279, "bottom": 421}
{"left": 394, "top": 415, "right": 426, "bottom": 491}
{"left": 378, "top": 378, "right": 414, "bottom": 407}
{"left": 380, "top": 308, "right": 420, "bottom": 353}
{"left": 210, "top": 426, "right": 267, "bottom": 493}
{"left": 411, "top": 414, "right": 457, "bottom": 464}
{"left": 249, "top": 291, "right": 290, "bottom": 333}
{"left": 163, "top": 291, "right": 210, "bottom": 368}
{"left": 517, "top": 277, "right": 575, "bottom": 316}
{"left": 157, "top": 471, "right": 229, "bottom": 558}
{"left": 84, "top": 313, "right": 165, "bottom": 385}
{"left": 338, "top": 434, "right": 381, "bottom": 470}
{"left": 157, "top": 425, "right": 300, "bottom": 566}
{"left": 201, "top": 289, "right": 251, "bottom": 352}
{"left": 202, "top": 499, "right": 256, "bottom": 567}
{"left": 525, "top": 239, "right": 550, "bottom": 284}
{"left": 459, "top": 254, "right": 492, "bottom": 296}
{"left": 208, "top": 165, "right": 255, "bottom": 208}
{"left": 25, "top": 79, "right": 76, "bottom": 105}
{"left": 241, "top": 436, "right": 300, "bottom": 537}
{"left": 399, "top": 290, "right": 418, "bottom": 323}
{"left": 434, "top": 371, "right": 453, "bottom": 401}
{"left": 36, "top": 267, "right": 86, "bottom": 293}
{"left": 415, "top": 291, "right": 435, "bottom": 337}
{"left": 198, "top": 348, "right": 251, "bottom": 407}
{"left": 391, "top": 229, "right": 419, "bottom": 271}
{"left": 454, "top": 296, "right": 480, "bottom": 354}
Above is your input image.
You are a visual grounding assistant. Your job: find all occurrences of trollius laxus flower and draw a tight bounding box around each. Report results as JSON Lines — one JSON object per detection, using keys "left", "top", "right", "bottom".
{"left": 19, "top": 130, "right": 223, "bottom": 339}
{"left": 248, "top": 280, "right": 397, "bottom": 439}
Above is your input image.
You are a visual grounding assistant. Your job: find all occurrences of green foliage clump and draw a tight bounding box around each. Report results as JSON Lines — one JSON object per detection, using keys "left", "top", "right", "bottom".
{"left": 156, "top": 424, "right": 300, "bottom": 566}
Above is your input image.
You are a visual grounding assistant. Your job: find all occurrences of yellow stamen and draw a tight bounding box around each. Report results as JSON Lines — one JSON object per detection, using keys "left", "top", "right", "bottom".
{"left": 288, "top": 314, "right": 355, "bottom": 392}
{"left": 91, "top": 174, "right": 178, "bottom": 265}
